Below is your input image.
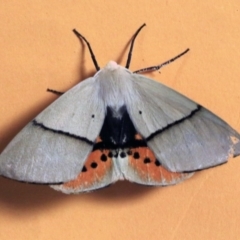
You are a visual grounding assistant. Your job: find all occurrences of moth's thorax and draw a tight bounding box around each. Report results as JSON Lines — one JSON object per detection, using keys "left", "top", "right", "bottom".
{"left": 95, "top": 61, "right": 136, "bottom": 108}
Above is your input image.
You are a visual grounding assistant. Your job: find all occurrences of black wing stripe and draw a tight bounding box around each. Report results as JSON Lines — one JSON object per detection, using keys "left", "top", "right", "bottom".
{"left": 146, "top": 105, "right": 201, "bottom": 142}
{"left": 32, "top": 120, "right": 94, "bottom": 145}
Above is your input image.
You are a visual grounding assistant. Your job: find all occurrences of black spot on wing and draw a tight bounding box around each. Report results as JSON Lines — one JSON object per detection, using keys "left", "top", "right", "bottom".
{"left": 120, "top": 151, "right": 127, "bottom": 158}
{"left": 127, "top": 150, "right": 132, "bottom": 155}
{"left": 82, "top": 166, "right": 87, "bottom": 172}
{"left": 155, "top": 160, "right": 161, "bottom": 166}
{"left": 143, "top": 157, "right": 151, "bottom": 164}
{"left": 91, "top": 162, "right": 98, "bottom": 169}
{"left": 100, "top": 154, "right": 108, "bottom": 162}
{"left": 133, "top": 152, "right": 140, "bottom": 159}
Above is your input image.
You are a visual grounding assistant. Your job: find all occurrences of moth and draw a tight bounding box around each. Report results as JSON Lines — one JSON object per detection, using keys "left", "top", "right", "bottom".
{"left": 0, "top": 24, "right": 239, "bottom": 194}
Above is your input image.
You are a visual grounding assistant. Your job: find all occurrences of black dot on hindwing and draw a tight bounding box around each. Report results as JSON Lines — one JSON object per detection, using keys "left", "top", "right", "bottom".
{"left": 92, "top": 114, "right": 95, "bottom": 118}
{"left": 120, "top": 151, "right": 126, "bottom": 158}
{"left": 155, "top": 159, "right": 161, "bottom": 166}
{"left": 143, "top": 157, "right": 151, "bottom": 164}
{"left": 82, "top": 166, "right": 87, "bottom": 172}
{"left": 133, "top": 152, "right": 140, "bottom": 159}
{"left": 100, "top": 154, "right": 107, "bottom": 162}
{"left": 91, "top": 162, "right": 98, "bottom": 168}
{"left": 139, "top": 111, "right": 142, "bottom": 114}
{"left": 127, "top": 150, "right": 132, "bottom": 155}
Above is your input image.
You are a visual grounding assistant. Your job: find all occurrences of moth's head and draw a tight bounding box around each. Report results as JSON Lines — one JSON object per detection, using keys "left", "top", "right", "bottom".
{"left": 95, "top": 61, "right": 130, "bottom": 79}
{"left": 105, "top": 61, "right": 120, "bottom": 71}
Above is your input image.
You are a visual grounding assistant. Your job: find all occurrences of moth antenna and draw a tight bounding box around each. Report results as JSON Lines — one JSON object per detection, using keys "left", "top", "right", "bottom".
{"left": 47, "top": 88, "right": 64, "bottom": 96}
{"left": 134, "top": 48, "right": 190, "bottom": 74}
{"left": 125, "top": 23, "right": 146, "bottom": 69}
{"left": 73, "top": 29, "right": 100, "bottom": 71}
